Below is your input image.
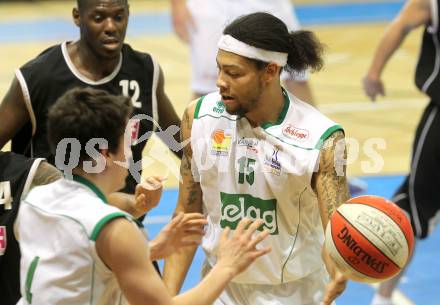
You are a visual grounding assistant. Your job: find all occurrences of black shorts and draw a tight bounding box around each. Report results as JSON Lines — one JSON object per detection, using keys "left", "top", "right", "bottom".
{"left": 393, "top": 101, "right": 440, "bottom": 239}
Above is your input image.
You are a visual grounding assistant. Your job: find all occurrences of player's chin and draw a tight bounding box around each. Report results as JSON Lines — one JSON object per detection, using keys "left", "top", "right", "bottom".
{"left": 224, "top": 104, "right": 242, "bottom": 115}
{"left": 100, "top": 46, "right": 122, "bottom": 58}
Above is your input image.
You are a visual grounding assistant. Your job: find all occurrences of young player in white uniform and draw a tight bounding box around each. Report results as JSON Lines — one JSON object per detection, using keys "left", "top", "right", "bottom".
{"left": 170, "top": 0, "right": 314, "bottom": 103}
{"left": 164, "top": 12, "right": 348, "bottom": 305}
{"left": 16, "top": 87, "right": 271, "bottom": 305}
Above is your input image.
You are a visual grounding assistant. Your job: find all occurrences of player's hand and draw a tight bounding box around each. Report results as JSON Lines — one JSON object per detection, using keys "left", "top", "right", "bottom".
{"left": 150, "top": 212, "right": 207, "bottom": 260}
{"left": 216, "top": 218, "right": 271, "bottom": 277}
{"left": 134, "top": 176, "right": 166, "bottom": 214}
{"left": 322, "top": 270, "right": 347, "bottom": 305}
{"left": 362, "top": 74, "right": 385, "bottom": 102}
{"left": 170, "top": 0, "right": 196, "bottom": 43}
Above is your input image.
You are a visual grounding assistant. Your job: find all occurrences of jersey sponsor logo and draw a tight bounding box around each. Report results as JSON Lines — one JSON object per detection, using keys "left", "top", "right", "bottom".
{"left": 220, "top": 193, "right": 278, "bottom": 235}
{"left": 282, "top": 124, "right": 309, "bottom": 142}
{"left": 237, "top": 137, "right": 259, "bottom": 154}
{"left": 0, "top": 181, "right": 13, "bottom": 210}
{"left": 264, "top": 148, "right": 281, "bottom": 176}
{"left": 213, "top": 101, "right": 225, "bottom": 114}
{"left": 129, "top": 119, "right": 140, "bottom": 145}
{"left": 211, "top": 129, "right": 232, "bottom": 156}
{"left": 0, "top": 226, "right": 6, "bottom": 255}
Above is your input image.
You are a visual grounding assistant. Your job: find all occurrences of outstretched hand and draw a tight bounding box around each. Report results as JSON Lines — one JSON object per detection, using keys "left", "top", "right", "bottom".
{"left": 215, "top": 218, "right": 271, "bottom": 277}
{"left": 149, "top": 212, "right": 207, "bottom": 260}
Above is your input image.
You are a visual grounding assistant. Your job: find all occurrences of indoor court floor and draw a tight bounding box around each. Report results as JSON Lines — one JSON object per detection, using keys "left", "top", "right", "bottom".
{"left": 1, "top": 1, "right": 438, "bottom": 304}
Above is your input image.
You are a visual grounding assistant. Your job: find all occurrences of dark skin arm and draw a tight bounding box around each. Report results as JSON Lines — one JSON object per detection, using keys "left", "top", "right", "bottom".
{"left": 0, "top": 77, "right": 30, "bottom": 150}
{"left": 312, "top": 130, "right": 350, "bottom": 305}
{"left": 156, "top": 66, "right": 183, "bottom": 159}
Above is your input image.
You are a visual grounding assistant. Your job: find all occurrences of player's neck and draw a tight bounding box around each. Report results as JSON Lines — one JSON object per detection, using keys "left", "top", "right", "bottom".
{"left": 245, "top": 85, "right": 285, "bottom": 128}
{"left": 71, "top": 169, "right": 113, "bottom": 202}
{"left": 68, "top": 41, "right": 120, "bottom": 81}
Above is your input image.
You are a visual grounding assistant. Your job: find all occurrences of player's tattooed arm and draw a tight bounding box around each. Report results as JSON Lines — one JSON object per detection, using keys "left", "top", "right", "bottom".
{"left": 163, "top": 100, "right": 203, "bottom": 296}
{"left": 30, "top": 161, "right": 62, "bottom": 189}
{"left": 178, "top": 101, "right": 203, "bottom": 212}
{"left": 312, "top": 130, "right": 350, "bottom": 229}
{"left": 312, "top": 130, "right": 349, "bottom": 304}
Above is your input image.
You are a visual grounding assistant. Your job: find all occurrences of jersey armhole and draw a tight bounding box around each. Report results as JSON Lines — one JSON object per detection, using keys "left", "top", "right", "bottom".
{"left": 22, "top": 158, "right": 45, "bottom": 198}
{"left": 90, "top": 212, "right": 131, "bottom": 241}
{"left": 315, "top": 125, "right": 344, "bottom": 149}
{"left": 193, "top": 96, "right": 205, "bottom": 119}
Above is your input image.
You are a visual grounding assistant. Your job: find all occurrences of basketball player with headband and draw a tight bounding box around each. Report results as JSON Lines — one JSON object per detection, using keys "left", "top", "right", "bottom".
{"left": 164, "top": 12, "right": 349, "bottom": 305}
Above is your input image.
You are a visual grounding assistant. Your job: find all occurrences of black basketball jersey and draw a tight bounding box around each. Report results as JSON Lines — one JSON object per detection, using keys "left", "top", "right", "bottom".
{"left": 0, "top": 152, "right": 43, "bottom": 305}
{"left": 415, "top": 2, "right": 440, "bottom": 103}
{"left": 12, "top": 41, "right": 159, "bottom": 194}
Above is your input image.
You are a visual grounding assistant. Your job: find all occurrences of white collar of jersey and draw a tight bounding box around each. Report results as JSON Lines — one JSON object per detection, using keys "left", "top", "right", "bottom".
{"left": 218, "top": 35, "right": 288, "bottom": 67}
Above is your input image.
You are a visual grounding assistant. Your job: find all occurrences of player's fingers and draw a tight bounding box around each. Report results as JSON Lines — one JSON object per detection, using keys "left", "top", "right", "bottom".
{"left": 248, "top": 230, "right": 270, "bottom": 249}
{"left": 220, "top": 226, "right": 230, "bottom": 244}
{"left": 169, "top": 212, "right": 184, "bottom": 227}
{"left": 250, "top": 246, "right": 272, "bottom": 260}
{"left": 136, "top": 193, "right": 146, "bottom": 205}
{"left": 183, "top": 228, "right": 206, "bottom": 237}
{"left": 183, "top": 218, "right": 208, "bottom": 228}
{"left": 234, "top": 218, "right": 252, "bottom": 235}
{"left": 243, "top": 219, "right": 264, "bottom": 237}
{"left": 179, "top": 240, "right": 202, "bottom": 247}
{"left": 181, "top": 212, "right": 206, "bottom": 220}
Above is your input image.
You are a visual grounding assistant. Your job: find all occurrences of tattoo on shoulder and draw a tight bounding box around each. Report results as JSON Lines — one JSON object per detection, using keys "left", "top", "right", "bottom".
{"left": 31, "top": 161, "right": 62, "bottom": 189}
{"left": 313, "top": 130, "right": 350, "bottom": 221}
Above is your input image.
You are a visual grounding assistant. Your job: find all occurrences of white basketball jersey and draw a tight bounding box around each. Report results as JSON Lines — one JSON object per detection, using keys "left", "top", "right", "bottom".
{"left": 191, "top": 91, "right": 343, "bottom": 284}
{"left": 16, "top": 177, "right": 134, "bottom": 305}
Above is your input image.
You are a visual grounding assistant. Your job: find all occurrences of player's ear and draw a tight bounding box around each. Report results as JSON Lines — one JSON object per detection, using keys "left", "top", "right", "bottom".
{"left": 263, "top": 62, "right": 280, "bottom": 84}
{"left": 73, "top": 7, "right": 81, "bottom": 27}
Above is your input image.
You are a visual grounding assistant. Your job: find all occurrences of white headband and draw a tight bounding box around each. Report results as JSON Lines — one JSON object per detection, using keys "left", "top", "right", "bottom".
{"left": 218, "top": 34, "right": 288, "bottom": 67}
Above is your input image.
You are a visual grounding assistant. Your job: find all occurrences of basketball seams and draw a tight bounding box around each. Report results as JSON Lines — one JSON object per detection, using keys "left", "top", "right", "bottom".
{"left": 330, "top": 211, "right": 377, "bottom": 279}
{"left": 334, "top": 210, "right": 402, "bottom": 277}
{"left": 337, "top": 210, "right": 402, "bottom": 270}
{"left": 346, "top": 201, "right": 412, "bottom": 250}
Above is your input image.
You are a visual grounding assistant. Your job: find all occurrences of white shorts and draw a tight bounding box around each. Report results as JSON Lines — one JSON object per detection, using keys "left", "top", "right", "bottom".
{"left": 202, "top": 262, "right": 336, "bottom": 305}
{"left": 187, "top": 0, "right": 307, "bottom": 94}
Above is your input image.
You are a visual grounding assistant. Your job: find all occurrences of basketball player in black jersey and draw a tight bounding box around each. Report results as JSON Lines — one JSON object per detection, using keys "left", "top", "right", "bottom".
{"left": 363, "top": 1, "right": 439, "bottom": 305}
{"left": 0, "top": 0, "right": 182, "bottom": 218}
{"left": 0, "top": 152, "right": 62, "bottom": 305}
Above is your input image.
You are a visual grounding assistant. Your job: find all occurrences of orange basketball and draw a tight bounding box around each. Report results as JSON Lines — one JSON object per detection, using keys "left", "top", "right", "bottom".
{"left": 325, "top": 195, "right": 414, "bottom": 283}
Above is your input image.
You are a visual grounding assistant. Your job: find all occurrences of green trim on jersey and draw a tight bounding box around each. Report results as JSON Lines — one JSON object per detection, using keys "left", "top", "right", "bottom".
{"left": 22, "top": 200, "right": 127, "bottom": 241}
{"left": 280, "top": 187, "right": 306, "bottom": 283}
{"left": 261, "top": 89, "right": 290, "bottom": 129}
{"left": 314, "top": 125, "right": 344, "bottom": 149}
{"left": 25, "top": 256, "right": 40, "bottom": 303}
{"left": 91, "top": 212, "right": 129, "bottom": 241}
{"left": 193, "top": 96, "right": 205, "bottom": 119}
{"left": 73, "top": 175, "right": 108, "bottom": 204}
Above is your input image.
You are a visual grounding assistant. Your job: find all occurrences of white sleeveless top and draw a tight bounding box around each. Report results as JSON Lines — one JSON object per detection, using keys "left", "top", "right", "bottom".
{"left": 16, "top": 176, "right": 134, "bottom": 305}
{"left": 191, "top": 91, "right": 343, "bottom": 284}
